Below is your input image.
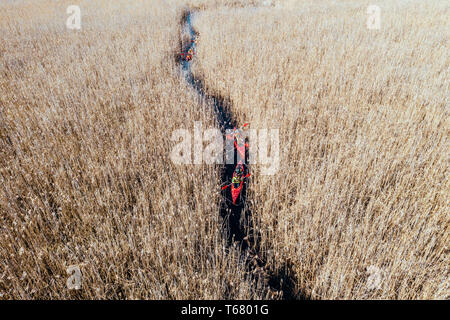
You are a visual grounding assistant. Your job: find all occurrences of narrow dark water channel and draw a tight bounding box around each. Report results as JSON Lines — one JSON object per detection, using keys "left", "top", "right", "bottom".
{"left": 180, "top": 11, "right": 249, "bottom": 249}
{"left": 178, "top": 10, "right": 308, "bottom": 300}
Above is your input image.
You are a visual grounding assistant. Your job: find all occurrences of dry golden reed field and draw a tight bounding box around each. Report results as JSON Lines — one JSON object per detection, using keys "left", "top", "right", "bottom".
{"left": 0, "top": 0, "right": 266, "bottom": 299}
{"left": 0, "top": 0, "right": 448, "bottom": 299}
{"left": 191, "top": 0, "right": 449, "bottom": 299}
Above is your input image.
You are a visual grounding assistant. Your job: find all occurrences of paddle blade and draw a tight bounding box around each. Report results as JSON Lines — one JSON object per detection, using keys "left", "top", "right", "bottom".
{"left": 245, "top": 174, "right": 251, "bottom": 178}
{"left": 243, "top": 123, "right": 249, "bottom": 127}
{"left": 221, "top": 185, "right": 229, "bottom": 190}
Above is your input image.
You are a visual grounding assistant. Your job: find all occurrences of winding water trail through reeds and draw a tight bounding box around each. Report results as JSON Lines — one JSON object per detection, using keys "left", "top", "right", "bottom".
{"left": 178, "top": 10, "right": 308, "bottom": 300}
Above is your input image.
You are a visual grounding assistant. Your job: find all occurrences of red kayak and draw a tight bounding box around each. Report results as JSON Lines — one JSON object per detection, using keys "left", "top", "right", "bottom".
{"left": 221, "top": 160, "right": 250, "bottom": 205}
{"left": 231, "top": 162, "right": 245, "bottom": 204}
{"left": 180, "top": 40, "right": 197, "bottom": 62}
{"left": 226, "top": 124, "right": 249, "bottom": 161}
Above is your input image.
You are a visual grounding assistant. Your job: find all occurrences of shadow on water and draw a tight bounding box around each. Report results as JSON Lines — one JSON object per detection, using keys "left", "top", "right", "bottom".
{"left": 177, "top": 10, "right": 309, "bottom": 300}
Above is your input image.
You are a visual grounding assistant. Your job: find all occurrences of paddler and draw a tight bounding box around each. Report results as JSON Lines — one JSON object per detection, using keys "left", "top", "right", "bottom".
{"left": 232, "top": 166, "right": 244, "bottom": 186}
